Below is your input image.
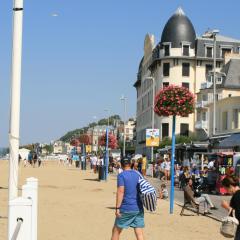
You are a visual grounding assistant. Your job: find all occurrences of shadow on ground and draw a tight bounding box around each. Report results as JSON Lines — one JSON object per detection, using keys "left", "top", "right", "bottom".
{"left": 83, "top": 178, "right": 99, "bottom": 182}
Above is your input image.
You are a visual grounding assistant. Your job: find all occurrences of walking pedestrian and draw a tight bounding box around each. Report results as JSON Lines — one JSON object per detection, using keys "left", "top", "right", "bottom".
{"left": 111, "top": 157, "right": 145, "bottom": 240}
{"left": 221, "top": 176, "right": 240, "bottom": 240}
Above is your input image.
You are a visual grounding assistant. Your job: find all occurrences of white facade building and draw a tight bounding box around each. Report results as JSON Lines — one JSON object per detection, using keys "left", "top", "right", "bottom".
{"left": 134, "top": 7, "right": 240, "bottom": 156}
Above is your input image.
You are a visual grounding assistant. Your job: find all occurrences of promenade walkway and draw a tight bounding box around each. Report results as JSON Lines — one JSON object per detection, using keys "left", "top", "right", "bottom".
{"left": 0, "top": 161, "right": 225, "bottom": 240}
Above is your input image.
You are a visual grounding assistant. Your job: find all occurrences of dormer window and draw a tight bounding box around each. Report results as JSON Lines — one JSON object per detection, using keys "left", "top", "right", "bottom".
{"left": 164, "top": 44, "right": 170, "bottom": 56}
{"left": 206, "top": 47, "right": 213, "bottom": 58}
{"left": 182, "top": 44, "right": 190, "bottom": 56}
{"left": 216, "top": 77, "right": 222, "bottom": 84}
{"left": 221, "top": 46, "right": 232, "bottom": 58}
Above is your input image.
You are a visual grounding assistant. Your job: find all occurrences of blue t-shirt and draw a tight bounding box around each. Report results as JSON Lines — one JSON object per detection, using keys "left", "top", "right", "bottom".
{"left": 117, "top": 170, "right": 143, "bottom": 212}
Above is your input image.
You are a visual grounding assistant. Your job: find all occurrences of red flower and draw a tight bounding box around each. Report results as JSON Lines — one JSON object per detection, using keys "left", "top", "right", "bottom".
{"left": 154, "top": 84, "right": 195, "bottom": 117}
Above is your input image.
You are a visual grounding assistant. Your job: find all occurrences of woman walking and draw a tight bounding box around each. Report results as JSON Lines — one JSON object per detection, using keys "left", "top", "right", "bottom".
{"left": 221, "top": 176, "right": 240, "bottom": 240}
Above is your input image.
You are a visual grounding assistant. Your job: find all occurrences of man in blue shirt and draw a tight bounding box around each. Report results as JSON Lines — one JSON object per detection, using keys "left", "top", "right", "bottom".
{"left": 111, "top": 158, "right": 144, "bottom": 240}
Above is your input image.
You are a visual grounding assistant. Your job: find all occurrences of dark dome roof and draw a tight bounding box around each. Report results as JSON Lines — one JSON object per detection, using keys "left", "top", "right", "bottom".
{"left": 161, "top": 8, "right": 196, "bottom": 48}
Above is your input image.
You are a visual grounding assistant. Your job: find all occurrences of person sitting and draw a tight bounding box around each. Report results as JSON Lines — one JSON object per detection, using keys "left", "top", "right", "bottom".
{"left": 159, "top": 183, "right": 168, "bottom": 199}
{"left": 184, "top": 178, "right": 217, "bottom": 215}
{"left": 179, "top": 166, "right": 190, "bottom": 189}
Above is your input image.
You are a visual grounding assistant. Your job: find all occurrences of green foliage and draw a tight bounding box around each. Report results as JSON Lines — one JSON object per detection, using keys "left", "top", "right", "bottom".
{"left": 159, "top": 137, "right": 172, "bottom": 148}
{"left": 20, "top": 144, "right": 34, "bottom": 151}
{"left": 59, "top": 115, "right": 122, "bottom": 142}
{"left": 159, "top": 134, "right": 199, "bottom": 148}
{"left": 42, "top": 144, "right": 53, "bottom": 154}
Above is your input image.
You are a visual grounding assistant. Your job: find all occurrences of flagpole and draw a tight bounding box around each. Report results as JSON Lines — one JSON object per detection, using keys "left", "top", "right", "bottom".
{"left": 8, "top": 0, "right": 24, "bottom": 237}
{"left": 9, "top": 0, "right": 24, "bottom": 202}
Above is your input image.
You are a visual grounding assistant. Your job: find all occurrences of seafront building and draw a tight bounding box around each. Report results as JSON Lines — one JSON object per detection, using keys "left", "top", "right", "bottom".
{"left": 134, "top": 7, "right": 240, "bottom": 156}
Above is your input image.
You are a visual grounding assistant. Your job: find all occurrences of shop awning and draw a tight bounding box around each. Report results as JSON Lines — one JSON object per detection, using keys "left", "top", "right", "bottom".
{"left": 219, "top": 133, "right": 240, "bottom": 148}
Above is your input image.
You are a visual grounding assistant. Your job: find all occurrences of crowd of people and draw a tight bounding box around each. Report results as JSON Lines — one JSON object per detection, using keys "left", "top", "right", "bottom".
{"left": 108, "top": 155, "right": 240, "bottom": 240}
{"left": 18, "top": 152, "right": 42, "bottom": 168}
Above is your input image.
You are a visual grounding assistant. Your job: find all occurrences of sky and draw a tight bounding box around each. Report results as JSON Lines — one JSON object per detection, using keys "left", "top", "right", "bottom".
{"left": 1, "top": 0, "right": 240, "bottom": 147}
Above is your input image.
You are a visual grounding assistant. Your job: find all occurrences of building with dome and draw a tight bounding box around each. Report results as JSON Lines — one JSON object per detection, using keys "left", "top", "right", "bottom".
{"left": 134, "top": 7, "right": 240, "bottom": 156}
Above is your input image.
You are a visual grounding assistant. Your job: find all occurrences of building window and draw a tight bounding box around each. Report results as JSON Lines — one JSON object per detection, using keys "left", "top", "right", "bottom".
{"left": 202, "top": 112, "right": 207, "bottom": 121}
{"left": 221, "top": 48, "right": 232, "bottom": 58}
{"left": 182, "top": 82, "right": 189, "bottom": 89}
{"left": 163, "top": 62, "right": 170, "bottom": 76}
{"left": 180, "top": 124, "right": 189, "bottom": 136}
{"left": 216, "top": 61, "right": 221, "bottom": 68}
{"left": 197, "top": 60, "right": 202, "bottom": 66}
{"left": 183, "top": 45, "right": 190, "bottom": 56}
{"left": 205, "top": 64, "right": 213, "bottom": 77}
{"left": 182, "top": 63, "right": 190, "bottom": 77}
{"left": 222, "top": 111, "right": 228, "bottom": 131}
{"left": 163, "top": 82, "right": 169, "bottom": 88}
{"left": 162, "top": 123, "right": 169, "bottom": 138}
{"left": 202, "top": 94, "right": 208, "bottom": 101}
{"left": 206, "top": 47, "right": 213, "bottom": 58}
{"left": 164, "top": 44, "right": 170, "bottom": 56}
{"left": 233, "top": 109, "right": 240, "bottom": 129}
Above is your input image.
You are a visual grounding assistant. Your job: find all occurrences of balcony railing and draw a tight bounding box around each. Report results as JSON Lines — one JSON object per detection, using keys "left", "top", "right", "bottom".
{"left": 201, "top": 81, "right": 212, "bottom": 89}
{"left": 196, "top": 100, "right": 209, "bottom": 109}
{"left": 195, "top": 121, "right": 208, "bottom": 130}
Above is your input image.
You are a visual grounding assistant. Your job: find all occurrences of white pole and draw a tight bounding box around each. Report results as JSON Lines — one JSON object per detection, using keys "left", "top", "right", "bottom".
{"left": 8, "top": 1, "right": 24, "bottom": 238}
{"left": 9, "top": 0, "right": 24, "bottom": 201}
{"left": 8, "top": 0, "right": 23, "bottom": 239}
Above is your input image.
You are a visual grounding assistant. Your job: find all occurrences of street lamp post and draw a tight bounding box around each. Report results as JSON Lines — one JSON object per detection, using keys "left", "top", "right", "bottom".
{"left": 9, "top": 0, "right": 24, "bottom": 201}
{"left": 8, "top": 0, "right": 24, "bottom": 238}
{"left": 104, "top": 109, "right": 110, "bottom": 180}
{"left": 212, "top": 31, "right": 219, "bottom": 135}
{"left": 203, "top": 29, "right": 219, "bottom": 135}
{"left": 120, "top": 96, "right": 127, "bottom": 157}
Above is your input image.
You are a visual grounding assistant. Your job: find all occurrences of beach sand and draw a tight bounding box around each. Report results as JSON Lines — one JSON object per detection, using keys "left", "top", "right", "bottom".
{"left": 0, "top": 161, "right": 225, "bottom": 240}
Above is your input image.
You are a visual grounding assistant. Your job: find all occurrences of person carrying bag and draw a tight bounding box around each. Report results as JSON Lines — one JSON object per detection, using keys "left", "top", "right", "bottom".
{"left": 221, "top": 176, "right": 240, "bottom": 239}
{"left": 221, "top": 210, "right": 239, "bottom": 238}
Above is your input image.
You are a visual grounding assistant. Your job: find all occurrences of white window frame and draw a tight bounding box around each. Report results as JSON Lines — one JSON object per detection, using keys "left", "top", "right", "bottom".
{"left": 162, "top": 42, "right": 171, "bottom": 57}
{"left": 216, "top": 76, "right": 223, "bottom": 84}
{"left": 204, "top": 44, "right": 213, "bottom": 58}
{"left": 220, "top": 45, "right": 233, "bottom": 58}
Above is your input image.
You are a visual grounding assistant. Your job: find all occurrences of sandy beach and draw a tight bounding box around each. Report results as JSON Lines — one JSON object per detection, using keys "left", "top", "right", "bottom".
{"left": 0, "top": 161, "right": 225, "bottom": 240}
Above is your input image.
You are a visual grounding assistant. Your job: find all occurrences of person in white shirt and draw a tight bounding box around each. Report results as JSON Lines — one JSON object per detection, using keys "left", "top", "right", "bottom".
{"left": 164, "top": 158, "right": 171, "bottom": 181}
{"left": 91, "top": 155, "right": 98, "bottom": 173}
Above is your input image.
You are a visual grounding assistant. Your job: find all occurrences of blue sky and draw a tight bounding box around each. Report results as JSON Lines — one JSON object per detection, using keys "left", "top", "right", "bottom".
{"left": 1, "top": 0, "right": 240, "bottom": 147}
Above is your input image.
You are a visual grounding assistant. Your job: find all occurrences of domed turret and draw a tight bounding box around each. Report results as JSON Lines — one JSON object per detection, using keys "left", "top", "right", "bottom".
{"left": 161, "top": 7, "right": 196, "bottom": 48}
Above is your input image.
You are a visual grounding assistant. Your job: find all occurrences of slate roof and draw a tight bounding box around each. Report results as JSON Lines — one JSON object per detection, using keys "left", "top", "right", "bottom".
{"left": 219, "top": 133, "right": 240, "bottom": 147}
{"left": 220, "top": 59, "right": 240, "bottom": 88}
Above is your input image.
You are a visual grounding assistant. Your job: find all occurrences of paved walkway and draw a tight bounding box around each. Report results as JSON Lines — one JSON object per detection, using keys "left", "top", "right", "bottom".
{"left": 148, "top": 177, "right": 230, "bottom": 220}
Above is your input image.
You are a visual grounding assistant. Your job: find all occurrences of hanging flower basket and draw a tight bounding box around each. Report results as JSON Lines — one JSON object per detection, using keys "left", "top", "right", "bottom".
{"left": 154, "top": 85, "right": 195, "bottom": 117}
{"left": 99, "top": 133, "right": 118, "bottom": 149}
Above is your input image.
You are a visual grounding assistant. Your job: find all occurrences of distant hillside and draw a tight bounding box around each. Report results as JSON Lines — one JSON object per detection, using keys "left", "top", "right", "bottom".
{"left": 60, "top": 115, "right": 121, "bottom": 142}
